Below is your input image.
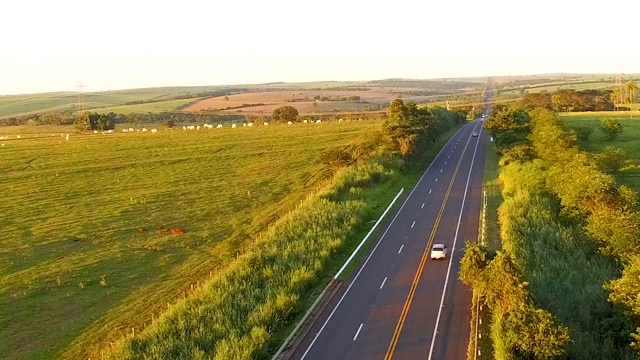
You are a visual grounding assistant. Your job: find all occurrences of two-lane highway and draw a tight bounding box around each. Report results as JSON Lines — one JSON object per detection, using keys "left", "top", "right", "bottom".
{"left": 291, "top": 118, "right": 488, "bottom": 360}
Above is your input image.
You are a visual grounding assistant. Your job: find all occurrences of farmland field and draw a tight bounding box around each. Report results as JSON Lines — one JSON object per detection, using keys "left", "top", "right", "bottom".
{"left": 89, "top": 98, "right": 202, "bottom": 115}
{"left": 0, "top": 120, "right": 382, "bottom": 359}
{"left": 492, "top": 73, "right": 640, "bottom": 99}
{"left": 0, "top": 79, "right": 488, "bottom": 120}
{"left": 0, "top": 86, "right": 238, "bottom": 119}
{"left": 181, "top": 81, "right": 485, "bottom": 116}
{"left": 561, "top": 112, "right": 640, "bottom": 194}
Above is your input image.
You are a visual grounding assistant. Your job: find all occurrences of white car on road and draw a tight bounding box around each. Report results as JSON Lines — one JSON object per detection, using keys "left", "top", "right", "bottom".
{"left": 430, "top": 244, "right": 447, "bottom": 260}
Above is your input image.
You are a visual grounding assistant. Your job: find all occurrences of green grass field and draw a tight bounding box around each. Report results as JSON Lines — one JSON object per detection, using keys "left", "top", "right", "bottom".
{"left": 0, "top": 121, "right": 382, "bottom": 359}
{"left": 561, "top": 112, "right": 640, "bottom": 194}
{"left": 89, "top": 98, "right": 201, "bottom": 114}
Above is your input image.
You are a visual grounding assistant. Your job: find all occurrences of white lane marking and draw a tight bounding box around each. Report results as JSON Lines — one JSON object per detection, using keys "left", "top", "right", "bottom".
{"left": 428, "top": 124, "right": 482, "bottom": 359}
{"left": 421, "top": 203, "right": 425, "bottom": 209}
{"left": 435, "top": 178, "right": 438, "bottom": 182}
{"left": 440, "top": 169, "right": 443, "bottom": 173}
{"left": 300, "top": 125, "right": 470, "bottom": 359}
{"left": 448, "top": 155, "right": 450, "bottom": 159}
{"left": 444, "top": 162, "right": 447, "bottom": 165}
{"left": 380, "top": 277, "right": 388, "bottom": 289}
{"left": 429, "top": 189, "right": 432, "bottom": 194}
{"left": 353, "top": 323, "right": 364, "bottom": 341}
{"left": 411, "top": 221, "right": 416, "bottom": 228}
{"left": 398, "top": 244, "right": 404, "bottom": 254}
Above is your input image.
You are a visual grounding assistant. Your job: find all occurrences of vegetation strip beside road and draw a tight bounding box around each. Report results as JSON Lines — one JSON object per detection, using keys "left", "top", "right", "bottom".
{"left": 102, "top": 102, "right": 466, "bottom": 359}
{"left": 467, "top": 139, "right": 502, "bottom": 360}
{"left": 461, "top": 106, "right": 640, "bottom": 359}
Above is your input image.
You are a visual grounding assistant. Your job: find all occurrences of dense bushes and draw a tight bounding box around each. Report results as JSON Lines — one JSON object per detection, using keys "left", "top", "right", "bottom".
{"left": 461, "top": 106, "right": 640, "bottom": 359}
{"left": 381, "top": 99, "right": 466, "bottom": 155}
{"left": 519, "top": 89, "right": 614, "bottom": 112}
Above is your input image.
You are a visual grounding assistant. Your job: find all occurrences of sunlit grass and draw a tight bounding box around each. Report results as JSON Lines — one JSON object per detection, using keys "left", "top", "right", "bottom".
{"left": 561, "top": 112, "right": 640, "bottom": 195}
{"left": 0, "top": 121, "right": 381, "bottom": 359}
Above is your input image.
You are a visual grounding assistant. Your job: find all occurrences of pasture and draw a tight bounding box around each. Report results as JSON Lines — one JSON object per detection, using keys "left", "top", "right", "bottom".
{"left": 561, "top": 112, "right": 640, "bottom": 194}
{"left": 0, "top": 120, "right": 382, "bottom": 359}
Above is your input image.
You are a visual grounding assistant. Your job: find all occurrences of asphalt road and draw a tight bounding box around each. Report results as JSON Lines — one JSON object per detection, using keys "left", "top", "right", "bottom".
{"left": 290, "top": 118, "right": 488, "bottom": 360}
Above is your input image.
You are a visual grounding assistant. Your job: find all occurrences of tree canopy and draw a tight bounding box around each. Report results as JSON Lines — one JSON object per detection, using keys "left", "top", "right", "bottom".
{"left": 600, "top": 118, "right": 623, "bottom": 140}
{"left": 520, "top": 89, "right": 614, "bottom": 112}
{"left": 271, "top": 106, "right": 299, "bottom": 124}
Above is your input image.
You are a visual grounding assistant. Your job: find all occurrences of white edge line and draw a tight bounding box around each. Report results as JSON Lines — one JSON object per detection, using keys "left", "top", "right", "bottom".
{"left": 334, "top": 187, "right": 404, "bottom": 279}
{"left": 428, "top": 123, "right": 482, "bottom": 359}
{"left": 380, "top": 277, "right": 388, "bottom": 289}
{"left": 353, "top": 323, "right": 364, "bottom": 341}
{"left": 300, "top": 124, "right": 468, "bottom": 359}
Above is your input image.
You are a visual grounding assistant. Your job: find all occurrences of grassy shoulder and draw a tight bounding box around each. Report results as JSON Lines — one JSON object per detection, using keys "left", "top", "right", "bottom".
{"left": 467, "top": 141, "right": 502, "bottom": 360}
{"left": 269, "top": 124, "right": 466, "bottom": 356}
{"left": 99, "top": 107, "right": 467, "bottom": 359}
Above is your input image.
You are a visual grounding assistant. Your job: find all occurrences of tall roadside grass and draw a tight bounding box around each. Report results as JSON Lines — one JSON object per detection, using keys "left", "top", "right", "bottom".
{"left": 103, "top": 106, "right": 465, "bottom": 359}
{"left": 105, "top": 159, "right": 391, "bottom": 359}
{"left": 498, "top": 192, "right": 630, "bottom": 359}
{"left": 463, "top": 107, "right": 636, "bottom": 359}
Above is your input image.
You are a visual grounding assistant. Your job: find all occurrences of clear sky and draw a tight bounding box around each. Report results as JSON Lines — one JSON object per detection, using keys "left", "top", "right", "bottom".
{"left": 2, "top": 0, "right": 638, "bottom": 95}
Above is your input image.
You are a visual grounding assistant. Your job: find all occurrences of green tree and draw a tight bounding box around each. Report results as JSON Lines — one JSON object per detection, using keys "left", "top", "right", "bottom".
{"left": 546, "top": 153, "right": 617, "bottom": 218}
{"left": 600, "top": 118, "right": 623, "bottom": 140}
{"left": 459, "top": 242, "right": 490, "bottom": 289}
{"left": 74, "top": 112, "right": 90, "bottom": 132}
{"left": 483, "top": 105, "right": 530, "bottom": 153}
{"left": 610, "top": 88, "right": 623, "bottom": 105}
{"left": 271, "top": 106, "right": 299, "bottom": 124}
{"left": 42, "top": 112, "right": 63, "bottom": 126}
{"left": 594, "top": 147, "right": 627, "bottom": 174}
{"left": 624, "top": 80, "right": 638, "bottom": 104}
{"left": 528, "top": 108, "right": 578, "bottom": 165}
{"left": 573, "top": 126, "right": 593, "bottom": 142}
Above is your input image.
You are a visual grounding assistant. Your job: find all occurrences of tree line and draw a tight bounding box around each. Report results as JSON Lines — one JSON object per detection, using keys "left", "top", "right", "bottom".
{"left": 519, "top": 89, "right": 615, "bottom": 112}
{"left": 518, "top": 82, "right": 638, "bottom": 112}
{"left": 381, "top": 99, "right": 467, "bottom": 156}
{"left": 461, "top": 104, "right": 640, "bottom": 358}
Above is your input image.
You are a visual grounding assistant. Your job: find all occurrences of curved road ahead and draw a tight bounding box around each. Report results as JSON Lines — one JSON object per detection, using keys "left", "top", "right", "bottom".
{"left": 290, "top": 113, "right": 489, "bottom": 359}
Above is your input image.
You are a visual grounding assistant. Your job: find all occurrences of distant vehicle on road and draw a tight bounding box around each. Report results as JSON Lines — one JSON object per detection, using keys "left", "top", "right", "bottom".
{"left": 472, "top": 131, "right": 478, "bottom": 137}
{"left": 430, "top": 244, "right": 447, "bottom": 260}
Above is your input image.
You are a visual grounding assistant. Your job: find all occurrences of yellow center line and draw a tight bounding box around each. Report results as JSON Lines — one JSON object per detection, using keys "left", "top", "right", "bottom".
{"left": 384, "top": 134, "right": 473, "bottom": 360}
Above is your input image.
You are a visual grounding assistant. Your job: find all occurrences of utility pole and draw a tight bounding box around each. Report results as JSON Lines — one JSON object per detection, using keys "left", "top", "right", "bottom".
{"left": 74, "top": 81, "right": 86, "bottom": 113}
